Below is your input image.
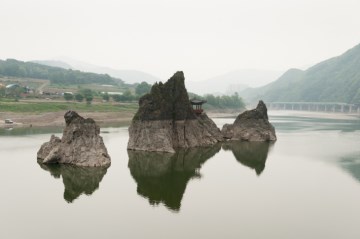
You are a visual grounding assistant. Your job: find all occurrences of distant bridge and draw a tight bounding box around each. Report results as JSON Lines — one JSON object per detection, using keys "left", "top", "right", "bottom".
{"left": 265, "top": 102, "right": 360, "bottom": 114}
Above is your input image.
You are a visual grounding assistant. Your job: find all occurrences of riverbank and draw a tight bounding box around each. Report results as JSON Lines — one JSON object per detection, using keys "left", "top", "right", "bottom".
{"left": 1, "top": 109, "right": 359, "bottom": 129}
{"left": 0, "top": 111, "right": 134, "bottom": 128}
{"left": 0, "top": 112, "right": 235, "bottom": 128}
{"left": 0, "top": 100, "right": 138, "bottom": 127}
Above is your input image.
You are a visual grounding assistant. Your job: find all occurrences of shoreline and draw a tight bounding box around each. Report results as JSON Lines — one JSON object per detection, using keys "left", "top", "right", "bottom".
{"left": 0, "top": 109, "right": 359, "bottom": 129}
{"left": 0, "top": 111, "right": 134, "bottom": 128}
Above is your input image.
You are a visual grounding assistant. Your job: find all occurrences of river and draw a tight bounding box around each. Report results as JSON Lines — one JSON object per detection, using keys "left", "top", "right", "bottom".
{"left": 1, "top": 112, "right": 360, "bottom": 239}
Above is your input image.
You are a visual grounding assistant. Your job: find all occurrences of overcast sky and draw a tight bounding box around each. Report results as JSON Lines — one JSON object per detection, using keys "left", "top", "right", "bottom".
{"left": 1, "top": 0, "right": 360, "bottom": 81}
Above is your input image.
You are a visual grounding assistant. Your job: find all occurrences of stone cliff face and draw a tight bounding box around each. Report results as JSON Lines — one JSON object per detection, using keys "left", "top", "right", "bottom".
{"left": 128, "top": 71, "right": 223, "bottom": 153}
{"left": 37, "top": 111, "right": 111, "bottom": 167}
{"left": 221, "top": 100, "right": 277, "bottom": 141}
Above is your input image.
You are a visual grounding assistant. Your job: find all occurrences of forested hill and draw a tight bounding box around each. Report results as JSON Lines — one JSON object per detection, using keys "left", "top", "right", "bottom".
{"left": 0, "top": 59, "right": 123, "bottom": 85}
{"left": 241, "top": 43, "right": 360, "bottom": 104}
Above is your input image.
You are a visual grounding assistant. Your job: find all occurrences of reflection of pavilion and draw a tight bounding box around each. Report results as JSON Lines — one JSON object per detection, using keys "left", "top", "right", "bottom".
{"left": 128, "top": 144, "right": 221, "bottom": 212}
{"left": 222, "top": 141, "right": 273, "bottom": 175}
{"left": 38, "top": 163, "right": 109, "bottom": 203}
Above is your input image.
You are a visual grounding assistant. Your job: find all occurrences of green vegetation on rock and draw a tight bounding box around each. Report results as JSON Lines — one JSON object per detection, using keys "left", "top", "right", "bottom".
{"left": 134, "top": 71, "right": 196, "bottom": 121}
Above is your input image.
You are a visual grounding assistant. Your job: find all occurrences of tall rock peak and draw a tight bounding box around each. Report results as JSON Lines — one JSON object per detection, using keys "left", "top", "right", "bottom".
{"left": 134, "top": 71, "right": 195, "bottom": 121}
{"left": 64, "top": 110, "right": 82, "bottom": 125}
{"left": 128, "top": 71, "right": 223, "bottom": 153}
{"left": 255, "top": 100, "right": 268, "bottom": 120}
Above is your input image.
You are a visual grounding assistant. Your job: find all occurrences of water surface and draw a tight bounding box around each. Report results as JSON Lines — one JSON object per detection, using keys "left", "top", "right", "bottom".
{"left": 1, "top": 113, "right": 360, "bottom": 239}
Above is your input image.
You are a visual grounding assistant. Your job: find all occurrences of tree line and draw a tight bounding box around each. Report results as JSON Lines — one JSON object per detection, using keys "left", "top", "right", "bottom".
{"left": 63, "top": 82, "right": 153, "bottom": 104}
{"left": 189, "top": 92, "right": 246, "bottom": 109}
{"left": 62, "top": 82, "right": 244, "bottom": 108}
{"left": 0, "top": 59, "right": 123, "bottom": 85}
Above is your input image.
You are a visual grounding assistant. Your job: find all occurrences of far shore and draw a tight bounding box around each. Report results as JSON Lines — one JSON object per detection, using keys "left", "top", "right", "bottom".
{"left": 0, "top": 109, "right": 359, "bottom": 129}
{"left": 0, "top": 111, "right": 134, "bottom": 128}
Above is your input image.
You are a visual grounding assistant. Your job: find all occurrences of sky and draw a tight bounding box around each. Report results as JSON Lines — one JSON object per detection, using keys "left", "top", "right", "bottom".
{"left": 1, "top": 0, "right": 360, "bottom": 81}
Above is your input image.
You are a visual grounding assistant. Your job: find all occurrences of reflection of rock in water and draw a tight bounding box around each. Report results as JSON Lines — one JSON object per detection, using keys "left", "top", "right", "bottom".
{"left": 339, "top": 154, "right": 360, "bottom": 183}
{"left": 38, "top": 163, "right": 109, "bottom": 203}
{"left": 128, "top": 144, "right": 221, "bottom": 211}
{"left": 222, "top": 141, "right": 273, "bottom": 175}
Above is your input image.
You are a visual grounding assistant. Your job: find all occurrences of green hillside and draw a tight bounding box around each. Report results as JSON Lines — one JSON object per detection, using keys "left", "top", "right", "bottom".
{"left": 0, "top": 59, "right": 123, "bottom": 85}
{"left": 242, "top": 43, "right": 360, "bottom": 104}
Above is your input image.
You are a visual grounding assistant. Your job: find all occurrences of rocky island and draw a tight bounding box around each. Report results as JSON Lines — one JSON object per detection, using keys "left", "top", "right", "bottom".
{"left": 37, "top": 111, "right": 111, "bottom": 167}
{"left": 127, "top": 71, "right": 223, "bottom": 153}
{"left": 221, "top": 100, "right": 277, "bottom": 141}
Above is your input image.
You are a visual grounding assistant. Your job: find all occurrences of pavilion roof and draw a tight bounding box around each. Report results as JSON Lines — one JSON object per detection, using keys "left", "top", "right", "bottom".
{"left": 190, "top": 99, "right": 207, "bottom": 105}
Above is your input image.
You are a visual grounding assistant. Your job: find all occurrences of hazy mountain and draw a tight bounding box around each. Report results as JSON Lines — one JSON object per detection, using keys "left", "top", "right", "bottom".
{"left": 0, "top": 59, "right": 121, "bottom": 85}
{"left": 241, "top": 43, "right": 360, "bottom": 104}
{"left": 34, "top": 58, "right": 281, "bottom": 93}
{"left": 186, "top": 69, "right": 282, "bottom": 95}
{"left": 240, "top": 69, "right": 305, "bottom": 103}
{"left": 31, "top": 60, "right": 73, "bottom": 69}
{"left": 53, "top": 57, "right": 162, "bottom": 84}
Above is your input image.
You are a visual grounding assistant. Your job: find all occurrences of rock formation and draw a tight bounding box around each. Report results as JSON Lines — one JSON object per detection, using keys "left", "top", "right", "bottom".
{"left": 221, "top": 100, "right": 277, "bottom": 141}
{"left": 128, "top": 144, "right": 221, "bottom": 211}
{"left": 37, "top": 111, "right": 111, "bottom": 167}
{"left": 38, "top": 163, "right": 109, "bottom": 202}
{"left": 128, "top": 71, "right": 223, "bottom": 153}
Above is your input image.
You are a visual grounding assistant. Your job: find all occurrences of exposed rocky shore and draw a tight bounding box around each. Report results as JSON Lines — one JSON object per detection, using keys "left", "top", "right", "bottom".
{"left": 128, "top": 71, "right": 223, "bottom": 153}
{"left": 37, "top": 111, "right": 111, "bottom": 167}
{"left": 221, "top": 100, "right": 277, "bottom": 141}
